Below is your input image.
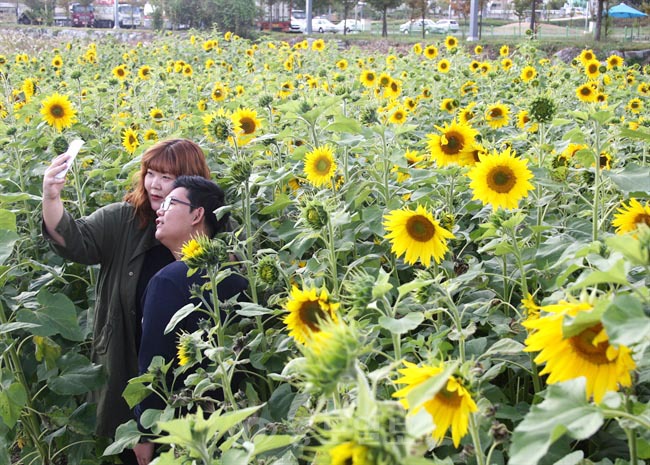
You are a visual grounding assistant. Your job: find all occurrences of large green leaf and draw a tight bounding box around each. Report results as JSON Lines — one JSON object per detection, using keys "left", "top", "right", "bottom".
{"left": 0, "top": 382, "right": 27, "bottom": 429}
{"left": 379, "top": 312, "right": 424, "bottom": 335}
{"left": 603, "top": 294, "right": 650, "bottom": 347}
{"left": 252, "top": 434, "right": 298, "bottom": 456}
{"left": 569, "top": 258, "right": 630, "bottom": 290}
{"left": 604, "top": 163, "right": 650, "bottom": 194}
{"left": 0, "top": 230, "right": 19, "bottom": 266}
{"left": 16, "top": 289, "right": 84, "bottom": 341}
{"left": 103, "top": 420, "right": 141, "bottom": 455}
{"left": 509, "top": 379, "right": 603, "bottom": 465}
{"left": 48, "top": 353, "right": 105, "bottom": 395}
{"left": 0, "top": 210, "right": 17, "bottom": 231}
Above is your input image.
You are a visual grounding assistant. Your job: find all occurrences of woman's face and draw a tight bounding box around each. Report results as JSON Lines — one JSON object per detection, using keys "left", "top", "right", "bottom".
{"left": 144, "top": 168, "right": 177, "bottom": 212}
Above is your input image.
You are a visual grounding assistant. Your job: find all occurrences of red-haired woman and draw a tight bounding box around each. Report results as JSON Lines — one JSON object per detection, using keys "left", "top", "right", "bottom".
{"left": 42, "top": 138, "right": 211, "bottom": 463}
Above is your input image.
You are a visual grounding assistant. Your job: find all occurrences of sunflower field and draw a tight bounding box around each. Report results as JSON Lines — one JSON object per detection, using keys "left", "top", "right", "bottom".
{"left": 0, "top": 29, "right": 649, "bottom": 465}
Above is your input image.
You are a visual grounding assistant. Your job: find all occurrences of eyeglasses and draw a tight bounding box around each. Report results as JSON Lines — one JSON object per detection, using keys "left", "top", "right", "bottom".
{"left": 160, "top": 196, "right": 196, "bottom": 212}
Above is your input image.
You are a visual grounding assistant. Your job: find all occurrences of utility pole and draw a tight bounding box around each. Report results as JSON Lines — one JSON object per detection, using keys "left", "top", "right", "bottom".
{"left": 468, "top": 0, "right": 479, "bottom": 40}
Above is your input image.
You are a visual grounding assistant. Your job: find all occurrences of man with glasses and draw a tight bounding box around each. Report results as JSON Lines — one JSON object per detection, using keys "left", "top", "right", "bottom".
{"left": 133, "top": 175, "right": 248, "bottom": 464}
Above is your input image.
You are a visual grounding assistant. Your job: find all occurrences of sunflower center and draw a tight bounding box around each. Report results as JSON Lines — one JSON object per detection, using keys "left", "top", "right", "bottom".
{"left": 442, "top": 132, "right": 464, "bottom": 155}
{"left": 568, "top": 323, "right": 610, "bottom": 364}
{"left": 435, "top": 385, "right": 463, "bottom": 407}
{"left": 406, "top": 215, "right": 436, "bottom": 242}
{"left": 488, "top": 166, "right": 516, "bottom": 193}
{"left": 634, "top": 213, "right": 650, "bottom": 226}
{"left": 51, "top": 104, "right": 64, "bottom": 118}
{"left": 240, "top": 117, "right": 256, "bottom": 134}
{"left": 580, "top": 87, "right": 592, "bottom": 96}
{"left": 489, "top": 108, "right": 503, "bottom": 119}
{"left": 315, "top": 156, "right": 331, "bottom": 174}
{"left": 298, "top": 300, "right": 327, "bottom": 331}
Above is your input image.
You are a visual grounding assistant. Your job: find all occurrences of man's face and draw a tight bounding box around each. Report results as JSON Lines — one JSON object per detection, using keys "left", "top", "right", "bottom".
{"left": 155, "top": 187, "right": 196, "bottom": 250}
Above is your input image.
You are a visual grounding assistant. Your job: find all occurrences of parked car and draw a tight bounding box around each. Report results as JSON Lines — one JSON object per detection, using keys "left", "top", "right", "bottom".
{"left": 334, "top": 18, "right": 364, "bottom": 33}
{"left": 301, "top": 17, "right": 336, "bottom": 33}
{"left": 399, "top": 18, "right": 436, "bottom": 34}
{"left": 290, "top": 9, "right": 305, "bottom": 32}
{"left": 430, "top": 19, "right": 460, "bottom": 33}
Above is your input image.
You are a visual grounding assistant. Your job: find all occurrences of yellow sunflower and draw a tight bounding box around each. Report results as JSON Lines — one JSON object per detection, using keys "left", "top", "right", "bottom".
{"left": 437, "top": 59, "right": 451, "bottom": 73}
{"left": 312, "top": 39, "right": 325, "bottom": 51}
{"left": 474, "top": 44, "right": 483, "bottom": 54}
{"left": 40, "top": 93, "right": 77, "bottom": 132}
{"left": 336, "top": 59, "right": 348, "bottom": 70}
{"left": 138, "top": 65, "right": 152, "bottom": 80}
{"left": 211, "top": 82, "right": 229, "bottom": 102}
{"left": 122, "top": 128, "right": 139, "bottom": 154}
{"left": 182, "top": 64, "right": 193, "bottom": 77}
{"left": 426, "top": 119, "right": 478, "bottom": 167}
{"left": 52, "top": 54, "right": 63, "bottom": 68}
{"left": 520, "top": 65, "right": 537, "bottom": 82}
{"left": 523, "top": 299, "right": 636, "bottom": 404}
{"left": 469, "top": 60, "right": 480, "bottom": 72}
{"left": 444, "top": 35, "right": 458, "bottom": 50}
{"left": 231, "top": 107, "right": 260, "bottom": 135}
{"left": 612, "top": 198, "right": 650, "bottom": 235}
{"left": 458, "top": 105, "right": 476, "bottom": 125}
{"left": 626, "top": 98, "right": 643, "bottom": 114}
{"left": 383, "top": 204, "right": 455, "bottom": 267}
{"left": 501, "top": 58, "right": 513, "bottom": 71}
{"left": 144, "top": 129, "right": 158, "bottom": 141}
{"left": 360, "top": 70, "right": 376, "bottom": 87}
{"left": 579, "top": 48, "right": 597, "bottom": 65}
{"left": 304, "top": 145, "right": 337, "bottom": 188}
{"left": 440, "top": 98, "right": 458, "bottom": 113}
{"left": 424, "top": 45, "right": 438, "bottom": 60}
{"left": 499, "top": 44, "right": 510, "bottom": 56}
{"left": 283, "top": 285, "right": 339, "bottom": 344}
{"left": 584, "top": 60, "right": 600, "bottom": 80}
{"left": 516, "top": 110, "right": 538, "bottom": 133}
{"left": 413, "top": 42, "right": 423, "bottom": 54}
{"left": 460, "top": 81, "right": 478, "bottom": 95}
{"left": 467, "top": 147, "right": 534, "bottom": 210}
{"left": 112, "top": 64, "right": 128, "bottom": 80}
{"left": 378, "top": 72, "right": 392, "bottom": 88}
{"left": 149, "top": 107, "right": 164, "bottom": 121}
{"left": 388, "top": 106, "right": 407, "bottom": 125}
{"left": 485, "top": 102, "right": 510, "bottom": 129}
{"left": 328, "top": 441, "right": 368, "bottom": 465}
{"left": 576, "top": 83, "right": 597, "bottom": 102}
{"left": 392, "top": 361, "right": 478, "bottom": 447}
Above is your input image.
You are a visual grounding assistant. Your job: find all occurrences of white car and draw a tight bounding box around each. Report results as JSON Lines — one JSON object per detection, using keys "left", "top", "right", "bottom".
{"left": 334, "top": 19, "right": 364, "bottom": 33}
{"left": 301, "top": 17, "right": 337, "bottom": 33}
{"left": 430, "top": 19, "right": 460, "bottom": 33}
{"left": 399, "top": 18, "right": 436, "bottom": 34}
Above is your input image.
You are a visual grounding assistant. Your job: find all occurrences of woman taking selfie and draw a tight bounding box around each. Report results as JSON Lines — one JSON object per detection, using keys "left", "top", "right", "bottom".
{"left": 42, "top": 138, "right": 211, "bottom": 464}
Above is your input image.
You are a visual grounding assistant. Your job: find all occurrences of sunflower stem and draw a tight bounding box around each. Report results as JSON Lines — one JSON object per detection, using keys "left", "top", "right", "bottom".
{"left": 592, "top": 121, "right": 602, "bottom": 242}
{"left": 507, "top": 225, "right": 528, "bottom": 297}
{"left": 326, "top": 212, "right": 339, "bottom": 298}
{"left": 468, "top": 413, "right": 485, "bottom": 465}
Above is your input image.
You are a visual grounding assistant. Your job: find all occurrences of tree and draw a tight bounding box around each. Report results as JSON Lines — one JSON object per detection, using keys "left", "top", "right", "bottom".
{"left": 513, "top": 0, "right": 531, "bottom": 22}
{"left": 594, "top": 0, "right": 605, "bottom": 40}
{"left": 339, "top": 0, "right": 359, "bottom": 35}
{"left": 407, "top": 0, "right": 428, "bottom": 38}
{"left": 366, "top": 0, "right": 401, "bottom": 36}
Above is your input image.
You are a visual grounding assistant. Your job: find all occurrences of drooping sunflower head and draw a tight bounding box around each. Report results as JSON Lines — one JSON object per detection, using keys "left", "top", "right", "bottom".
{"left": 523, "top": 298, "right": 636, "bottom": 403}
{"left": 383, "top": 204, "right": 455, "bottom": 267}
{"left": 304, "top": 145, "right": 337, "bottom": 188}
{"left": 40, "top": 92, "right": 77, "bottom": 132}
{"left": 426, "top": 119, "right": 478, "bottom": 167}
{"left": 467, "top": 147, "right": 535, "bottom": 210}
{"left": 283, "top": 285, "right": 340, "bottom": 344}
{"left": 612, "top": 198, "right": 650, "bottom": 235}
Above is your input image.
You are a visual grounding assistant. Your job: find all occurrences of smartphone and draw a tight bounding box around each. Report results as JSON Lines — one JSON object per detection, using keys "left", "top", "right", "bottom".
{"left": 55, "top": 139, "right": 85, "bottom": 180}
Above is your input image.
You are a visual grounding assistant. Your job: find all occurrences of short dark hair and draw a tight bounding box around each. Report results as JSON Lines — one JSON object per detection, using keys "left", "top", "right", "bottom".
{"left": 173, "top": 176, "right": 229, "bottom": 237}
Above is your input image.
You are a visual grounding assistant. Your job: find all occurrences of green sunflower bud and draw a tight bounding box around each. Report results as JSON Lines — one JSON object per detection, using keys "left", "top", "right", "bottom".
{"left": 302, "top": 201, "right": 328, "bottom": 230}
{"left": 52, "top": 136, "right": 69, "bottom": 154}
{"left": 258, "top": 94, "right": 273, "bottom": 108}
{"left": 529, "top": 96, "right": 557, "bottom": 124}
{"left": 230, "top": 158, "right": 252, "bottom": 183}
{"left": 341, "top": 270, "right": 375, "bottom": 313}
{"left": 257, "top": 255, "right": 280, "bottom": 287}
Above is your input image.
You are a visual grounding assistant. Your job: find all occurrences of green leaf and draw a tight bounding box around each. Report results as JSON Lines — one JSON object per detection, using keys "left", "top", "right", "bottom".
{"left": 163, "top": 303, "right": 197, "bottom": 335}
{"left": 606, "top": 234, "right": 649, "bottom": 266}
{"left": 0, "top": 193, "right": 41, "bottom": 205}
{"left": 569, "top": 258, "right": 630, "bottom": 290}
{"left": 222, "top": 448, "right": 253, "bottom": 465}
{"left": 252, "top": 434, "right": 298, "bottom": 455}
{"left": 0, "top": 230, "right": 19, "bottom": 266}
{"left": 562, "top": 299, "right": 606, "bottom": 339}
{"left": 0, "top": 382, "right": 27, "bottom": 429}
{"left": 481, "top": 338, "right": 525, "bottom": 357}
{"left": 602, "top": 294, "right": 650, "bottom": 347}
{"left": 0, "top": 210, "right": 17, "bottom": 231}
{"left": 588, "top": 110, "right": 614, "bottom": 125}
{"left": 0, "top": 322, "right": 40, "bottom": 335}
{"left": 33, "top": 335, "right": 61, "bottom": 371}
{"left": 49, "top": 353, "right": 105, "bottom": 395}
{"left": 236, "top": 302, "right": 275, "bottom": 316}
{"left": 379, "top": 312, "right": 424, "bottom": 335}
{"left": 397, "top": 279, "right": 434, "bottom": 300}
{"left": 604, "top": 163, "right": 650, "bottom": 194}
{"left": 325, "top": 115, "right": 363, "bottom": 134}
{"left": 619, "top": 127, "right": 650, "bottom": 142}
{"left": 102, "top": 420, "right": 141, "bottom": 456}
{"left": 260, "top": 193, "right": 293, "bottom": 215}
{"left": 406, "top": 361, "right": 459, "bottom": 410}
{"left": 122, "top": 373, "right": 155, "bottom": 409}
{"left": 509, "top": 379, "right": 603, "bottom": 465}
{"left": 16, "top": 289, "right": 84, "bottom": 341}
{"left": 372, "top": 268, "right": 393, "bottom": 299}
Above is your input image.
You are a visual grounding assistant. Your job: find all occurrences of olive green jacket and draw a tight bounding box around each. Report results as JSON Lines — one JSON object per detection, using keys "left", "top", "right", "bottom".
{"left": 44, "top": 202, "right": 160, "bottom": 438}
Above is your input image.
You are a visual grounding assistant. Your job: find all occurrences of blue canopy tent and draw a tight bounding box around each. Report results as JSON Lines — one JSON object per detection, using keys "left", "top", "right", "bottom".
{"left": 608, "top": 3, "right": 647, "bottom": 18}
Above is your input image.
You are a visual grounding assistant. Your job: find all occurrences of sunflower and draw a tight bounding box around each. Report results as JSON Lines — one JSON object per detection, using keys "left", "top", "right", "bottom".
{"left": 516, "top": 110, "right": 538, "bottom": 133}
{"left": 336, "top": 59, "right": 348, "bottom": 70}
{"left": 485, "top": 102, "right": 510, "bottom": 129}
{"left": 627, "top": 98, "right": 643, "bottom": 114}
{"left": 404, "top": 97, "right": 417, "bottom": 111}
{"left": 383, "top": 204, "right": 454, "bottom": 267}
{"left": 499, "top": 44, "right": 509, "bottom": 56}
{"left": 231, "top": 108, "right": 261, "bottom": 143}
{"left": 426, "top": 119, "right": 478, "bottom": 167}
{"left": 469, "top": 60, "right": 480, "bottom": 73}
{"left": 467, "top": 147, "right": 534, "bottom": 210}
{"left": 637, "top": 82, "right": 650, "bottom": 96}
{"left": 181, "top": 239, "right": 204, "bottom": 262}
{"left": 597, "top": 150, "right": 613, "bottom": 170}
{"left": 444, "top": 35, "right": 458, "bottom": 50}
{"left": 412, "top": 42, "right": 423, "bottom": 55}
{"left": 138, "top": 65, "right": 152, "bottom": 80}
{"left": 389, "top": 106, "right": 407, "bottom": 125}
{"left": 437, "top": 59, "right": 451, "bottom": 73}
{"left": 392, "top": 361, "right": 478, "bottom": 447}
{"left": 283, "top": 285, "right": 339, "bottom": 344}
{"left": 612, "top": 198, "right": 650, "bottom": 235}
{"left": 460, "top": 81, "right": 478, "bottom": 95}
{"left": 559, "top": 142, "right": 588, "bottom": 165}
{"left": 501, "top": 58, "right": 513, "bottom": 71}
{"left": 576, "top": 83, "right": 598, "bottom": 102}
{"left": 329, "top": 441, "right": 369, "bottom": 465}
{"left": 523, "top": 299, "right": 636, "bottom": 403}
{"left": 360, "top": 70, "right": 376, "bottom": 87}
{"left": 40, "top": 93, "right": 77, "bottom": 132}
{"left": 144, "top": 129, "right": 158, "bottom": 141}
{"left": 312, "top": 39, "right": 325, "bottom": 51}
{"left": 304, "top": 145, "right": 337, "bottom": 188}
{"left": 211, "top": 82, "right": 228, "bottom": 102}
{"left": 149, "top": 107, "right": 164, "bottom": 121}
{"left": 584, "top": 60, "right": 600, "bottom": 80}
{"left": 474, "top": 44, "right": 483, "bottom": 54}
{"left": 579, "top": 48, "right": 597, "bottom": 64}
{"left": 424, "top": 45, "right": 438, "bottom": 60}
{"left": 440, "top": 98, "right": 458, "bottom": 113}
{"left": 112, "top": 64, "right": 128, "bottom": 80}
{"left": 479, "top": 62, "right": 492, "bottom": 75}
{"left": 458, "top": 105, "right": 476, "bottom": 125}
{"left": 378, "top": 72, "right": 392, "bottom": 88}
{"left": 182, "top": 64, "right": 193, "bottom": 77}
{"left": 520, "top": 65, "right": 537, "bottom": 82}
{"left": 122, "top": 128, "right": 139, "bottom": 154}
{"left": 0, "top": 102, "right": 7, "bottom": 119}
{"left": 52, "top": 55, "right": 63, "bottom": 68}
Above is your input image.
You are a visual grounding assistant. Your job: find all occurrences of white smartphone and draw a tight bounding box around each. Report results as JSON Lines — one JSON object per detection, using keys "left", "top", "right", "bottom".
{"left": 55, "top": 139, "right": 85, "bottom": 180}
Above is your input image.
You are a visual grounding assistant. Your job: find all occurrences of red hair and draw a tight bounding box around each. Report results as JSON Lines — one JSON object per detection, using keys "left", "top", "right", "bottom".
{"left": 123, "top": 138, "right": 211, "bottom": 228}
